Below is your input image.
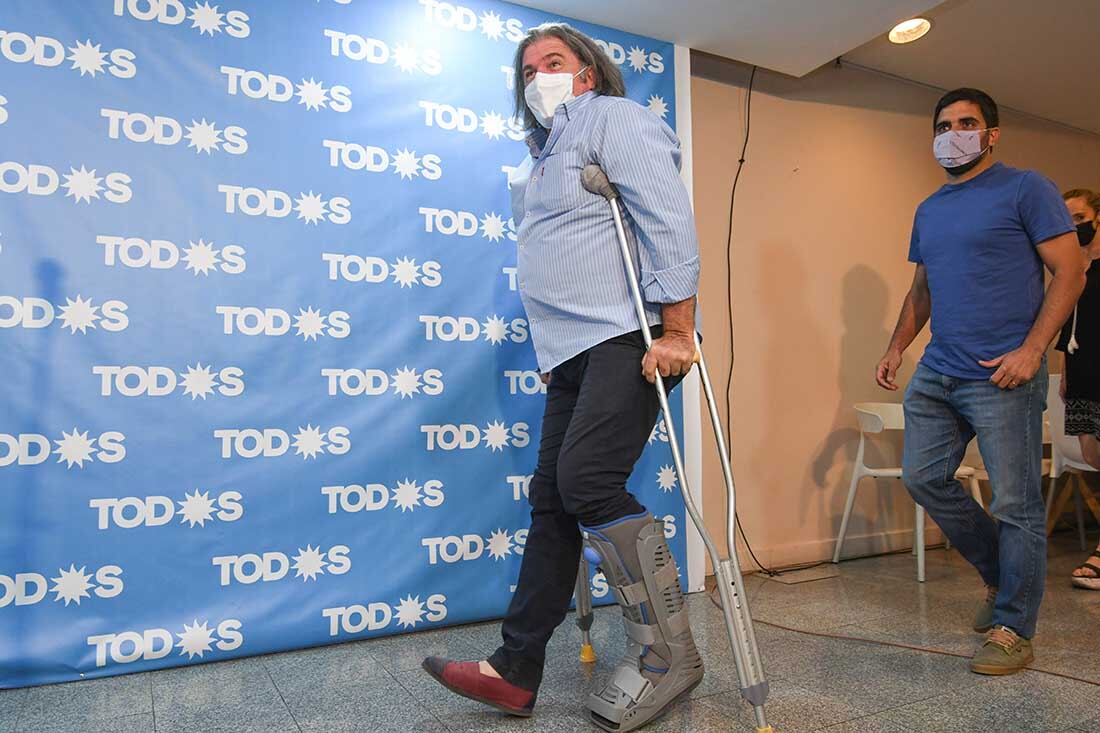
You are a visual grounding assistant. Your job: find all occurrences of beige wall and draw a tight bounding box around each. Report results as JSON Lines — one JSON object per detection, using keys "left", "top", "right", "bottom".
{"left": 689, "top": 54, "right": 1100, "bottom": 569}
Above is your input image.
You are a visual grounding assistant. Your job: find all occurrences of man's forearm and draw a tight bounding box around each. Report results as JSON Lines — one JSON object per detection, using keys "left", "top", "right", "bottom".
{"left": 887, "top": 291, "right": 930, "bottom": 354}
{"left": 661, "top": 296, "right": 696, "bottom": 336}
{"left": 1022, "top": 269, "right": 1087, "bottom": 354}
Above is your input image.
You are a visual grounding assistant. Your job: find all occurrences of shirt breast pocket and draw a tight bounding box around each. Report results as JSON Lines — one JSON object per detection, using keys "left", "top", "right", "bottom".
{"left": 535, "top": 150, "right": 586, "bottom": 213}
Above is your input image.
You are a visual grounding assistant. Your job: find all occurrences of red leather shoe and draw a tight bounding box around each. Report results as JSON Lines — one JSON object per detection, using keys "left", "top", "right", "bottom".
{"left": 422, "top": 657, "right": 535, "bottom": 716}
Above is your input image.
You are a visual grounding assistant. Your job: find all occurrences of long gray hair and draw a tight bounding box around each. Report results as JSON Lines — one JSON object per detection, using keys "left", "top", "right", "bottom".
{"left": 512, "top": 23, "right": 625, "bottom": 131}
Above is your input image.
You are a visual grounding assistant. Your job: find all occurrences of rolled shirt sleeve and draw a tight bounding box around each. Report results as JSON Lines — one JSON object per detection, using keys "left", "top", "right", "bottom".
{"left": 591, "top": 100, "right": 700, "bottom": 304}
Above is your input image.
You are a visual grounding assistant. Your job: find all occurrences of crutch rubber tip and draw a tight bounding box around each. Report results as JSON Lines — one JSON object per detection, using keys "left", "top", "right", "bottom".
{"left": 755, "top": 727, "right": 774, "bottom": 732}
{"left": 579, "top": 644, "right": 597, "bottom": 663}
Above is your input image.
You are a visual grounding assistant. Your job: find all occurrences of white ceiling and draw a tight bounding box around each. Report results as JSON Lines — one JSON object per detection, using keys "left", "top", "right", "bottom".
{"left": 843, "top": 0, "right": 1100, "bottom": 135}
{"left": 508, "top": 0, "right": 944, "bottom": 78}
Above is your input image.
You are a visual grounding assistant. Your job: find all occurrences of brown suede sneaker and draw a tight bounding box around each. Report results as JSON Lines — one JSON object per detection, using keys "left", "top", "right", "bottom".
{"left": 969, "top": 625, "right": 1033, "bottom": 675}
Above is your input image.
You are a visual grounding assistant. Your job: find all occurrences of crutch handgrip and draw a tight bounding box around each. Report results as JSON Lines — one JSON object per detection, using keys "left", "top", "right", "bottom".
{"left": 581, "top": 164, "right": 620, "bottom": 201}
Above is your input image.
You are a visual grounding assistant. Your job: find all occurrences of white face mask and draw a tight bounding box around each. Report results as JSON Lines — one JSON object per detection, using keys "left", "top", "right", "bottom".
{"left": 524, "top": 66, "right": 589, "bottom": 129}
{"left": 933, "top": 129, "right": 990, "bottom": 168}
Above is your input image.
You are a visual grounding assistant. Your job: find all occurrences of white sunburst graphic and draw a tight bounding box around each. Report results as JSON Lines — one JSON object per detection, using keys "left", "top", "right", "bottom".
{"left": 647, "top": 95, "right": 669, "bottom": 119}
{"left": 392, "top": 478, "right": 423, "bottom": 512}
{"left": 178, "top": 489, "right": 216, "bottom": 527}
{"left": 482, "top": 315, "right": 508, "bottom": 345}
{"left": 393, "top": 595, "right": 426, "bottom": 629}
{"left": 390, "top": 257, "right": 420, "bottom": 288}
{"left": 392, "top": 42, "right": 419, "bottom": 73}
{"left": 294, "top": 191, "right": 328, "bottom": 225}
{"left": 292, "top": 424, "right": 327, "bottom": 459}
{"left": 391, "top": 367, "right": 422, "bottom": 399}
{"left": 179, "top": 363, "right": 218, "bottom": 400}
{"left": 54, "top": 428, "right": 97, "bottom": 469}
{"left": 648, "top": 416, "right": 668, "bottom": 445}
{"left": 294, "top": 306, "right": 326, "bottom": 341}
{"left": 185, "top": 118, "right": 222, "bottom": 154}
{"left": 67, "top": 40, "right": 108, "bottom": 77}
{"left": 657, "top": 464, "right": 678, "bottom": 493}
{"left": 182, "top": 240, "right": 221, "bottom": 276}
{"left": 483, "top": 421, "right": 510, "bottom": 452}
{"left": 292, "top": 545, "right": 327, "bottom": 581}
{"left": 486, "top": 528, "right": 514, "bottom": 560}
{"left": 479, "top": 10, "right": 505, "bottom": 40}
{"left": 50, "top": 565, "right": 93, "bottom": 606}
{"left": 480, "top": 111, "right": 507, "bottom": 140}
{"left": 177, "top": 620, "right": 215, "bottom": 659}
{"left": 627, "top": 46, "right": 649, "bottom": 72}
{"left": 480, "top": 212, "right": 506, "bottom": 242}
{"left": 62, "top": 165, "right": 103, "bottom": 204}
{"left": 391, "top": 148, "right": 421, "bottom": 180}
{"left": 189, "top": 1, "right": 225, "bottom": 35}
{"left": 57, "top": 295, "right": 100, "bottom": 334}
{"left": 296, "top": 78, "right": 329, "bottom": 111}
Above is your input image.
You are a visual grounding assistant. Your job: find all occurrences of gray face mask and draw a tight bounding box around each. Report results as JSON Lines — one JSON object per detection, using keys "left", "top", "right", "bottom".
{"left": 933, "top": 129, "right": 989, "bottom": 173}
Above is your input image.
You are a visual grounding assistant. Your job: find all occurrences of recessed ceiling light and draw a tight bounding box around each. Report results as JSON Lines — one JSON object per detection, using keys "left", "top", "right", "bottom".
{"left": 889, "top": 18, "right": 932, "bottom": 44}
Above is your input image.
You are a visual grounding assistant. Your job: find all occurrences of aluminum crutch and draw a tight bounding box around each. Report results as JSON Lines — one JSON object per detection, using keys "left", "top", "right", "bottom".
{"left": 580, "top": 164, "right": 772, "bottom": 733}
{"left": 574, "top": 555, "right": 597, "bottom": 663}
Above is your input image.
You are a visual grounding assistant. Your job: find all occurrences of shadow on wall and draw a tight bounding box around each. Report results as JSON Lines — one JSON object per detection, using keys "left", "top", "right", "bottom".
{"left": 812, "top": 264, "right": 914, "bottom": 536}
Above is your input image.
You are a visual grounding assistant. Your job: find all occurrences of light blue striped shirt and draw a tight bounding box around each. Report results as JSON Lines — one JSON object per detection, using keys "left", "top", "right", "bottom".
{"left": 509, "top": 91, "right": 700, "bottom": 373}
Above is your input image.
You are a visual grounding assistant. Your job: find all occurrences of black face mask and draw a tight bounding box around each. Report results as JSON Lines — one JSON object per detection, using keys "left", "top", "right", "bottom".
{"left": 1078, "top": 220, "right": 1097, "bottom": 247}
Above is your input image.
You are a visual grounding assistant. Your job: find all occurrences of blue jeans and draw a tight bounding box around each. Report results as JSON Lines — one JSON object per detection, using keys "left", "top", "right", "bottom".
{"left": 902, "top": 360, "right": 1048, "bottom": 639}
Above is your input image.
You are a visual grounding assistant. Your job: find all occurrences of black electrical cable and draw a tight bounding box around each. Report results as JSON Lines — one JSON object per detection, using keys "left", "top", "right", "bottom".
{"left": 722, "top": 64, "right": 782, "bottom": 577}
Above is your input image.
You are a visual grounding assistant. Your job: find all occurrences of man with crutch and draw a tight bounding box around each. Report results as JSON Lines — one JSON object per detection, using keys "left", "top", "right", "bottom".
{"left": 422, "top": 22, "right": 708, "bottom": 731}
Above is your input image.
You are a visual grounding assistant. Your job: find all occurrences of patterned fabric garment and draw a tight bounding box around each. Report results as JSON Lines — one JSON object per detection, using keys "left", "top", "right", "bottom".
{"left": 1065, "top": 399, "right": 1100, "bottom": 439}
{"left": 509, "top": 91, "right": 700, "bottom": 373}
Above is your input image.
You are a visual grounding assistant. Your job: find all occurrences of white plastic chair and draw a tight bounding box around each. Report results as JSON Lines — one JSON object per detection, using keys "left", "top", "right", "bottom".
{"left": 1046, "top": 374, "right": 1099, "bottom": 549}
{"left": 831, "top": 402, "right": 979, "bottom": 582}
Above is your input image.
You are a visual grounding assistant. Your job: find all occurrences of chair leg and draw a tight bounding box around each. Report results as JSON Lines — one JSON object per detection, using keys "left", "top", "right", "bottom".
{"left": 1045, "top": 474, "right": 1056, "bottom": 522}
{"left": 832, "top": 470, "right": 864, "bottom": 563}
{"left": 1073, "top": 476, "right": 1088, "bottom": 552}
{"left": 970, "top": 477, "right": 984, "bottom": 507}
{"left": 915, "top": 504, "right": 926, "bottom": 582}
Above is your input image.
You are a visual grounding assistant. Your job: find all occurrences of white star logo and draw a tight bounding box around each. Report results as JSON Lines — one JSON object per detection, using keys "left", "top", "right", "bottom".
{"left": 50, "top": 565, "right": 93, "bottom": 606}
{"left": 292, "top": 545, "right": 327, "bottom": 581}
{"left": 391, "top": 148, "right": 421, "bottom": 179}
{"left": 390, "top": 257, "right": 420, "bottom": 288}
{"left": 479, "top": 11, "right": 505, "bottom": 40}
{"left": 185, "top": 118, "right": 222, "bottom": 154}
{"left": 627, "top": 46, "right": 648, "bottom": 72}
{"left": 294, "top": 191, "right": 328, "bottom": 225}
{"left": 483, "top": 421, "right": 510, "bottom": 452}
{"left": 294, "top": 306, "right": 326, "bottom": 341}
{"left": 179, "top": 363, "right": 218, "bottom": 400}
{"left": 292, "top": 424, "right": 327, "bottom": 459}
{"left": 648, "top": 416, "right": 668, "bottom": 445}
{"left": 482, "top": 315, "right": 508, "bottom": 345}
{"left": 178, "top": 489, "right": 216, "bottom": 527}
{"left": 54, "top": 428, "right": 97, "bottom": 469}
{"left": 392, "top": 478, "right": 422, "bottom": 512}
{"left": 177, "top": 620, "right": 215, "bottom": 659}
{"left": 390, "top": 367, "right": 422, "bottom": 399}
{"left": 296, "top": 78, "right": 329, "bottom": 111}
{"left": 188, "top": 1, "right": 225, "bottom": 35}
{"left": 61, "top": 165, "right": 103, "bottom": 204}
{"left": 647, "top": 95, "right": 668, "bottom": 119}
{"left": 67, "top": 40, "right": 108, "bottom": 77}
{"left": 486, "top": 528, "right": 514, "bottom": 560}
{"left": 392, "top": 43, "right": 418, "bottom": 73}
{"left": 480, "top": 212, "right": 506, "bottom": 242}
{"left": 480, "top": 111, "right": 507, "bottom": 140}
{"left": 393, "top": 594, "right": 426, "bottom": 629}
{"left": 57, "top": 295, "right": 100, "bottom": 334}
{"left": 182, "top": 239, "right": 221, "bottom": 276}
{"left": 657, "top": 465, "right": 678, "bottom": 493}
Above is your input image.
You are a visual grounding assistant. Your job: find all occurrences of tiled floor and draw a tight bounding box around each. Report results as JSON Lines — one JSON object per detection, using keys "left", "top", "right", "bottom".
{"left": 3, "top": 534, "right": 1098, "bottom": 732}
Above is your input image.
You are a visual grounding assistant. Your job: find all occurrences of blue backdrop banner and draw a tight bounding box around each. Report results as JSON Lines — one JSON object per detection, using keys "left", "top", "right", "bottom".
{"left": 0, "top": 0, "right": 683, "bottom": 688}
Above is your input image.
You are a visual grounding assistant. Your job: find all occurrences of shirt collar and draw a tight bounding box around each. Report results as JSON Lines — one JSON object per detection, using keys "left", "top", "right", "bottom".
{"left": 523, "top": 91, "right": 599, "bottom": 157}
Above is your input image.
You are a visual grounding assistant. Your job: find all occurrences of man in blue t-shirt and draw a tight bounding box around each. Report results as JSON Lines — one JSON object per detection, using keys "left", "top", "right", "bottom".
{"left": 876, "top": 88, "right": 1086, "bottom": 675}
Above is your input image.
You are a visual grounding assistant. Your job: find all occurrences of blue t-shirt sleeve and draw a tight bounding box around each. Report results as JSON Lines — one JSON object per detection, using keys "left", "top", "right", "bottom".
{"left": 1017, "top": 170, "right": 1075, "bottom": 246}
{"left": 907, "top": 209, "right": 923, "bottom": 264}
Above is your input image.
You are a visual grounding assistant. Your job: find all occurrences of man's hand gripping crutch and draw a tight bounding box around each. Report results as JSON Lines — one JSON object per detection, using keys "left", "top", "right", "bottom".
{"left": 579, "top": 164, "right": 773, "bottom": 733}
